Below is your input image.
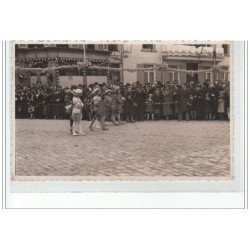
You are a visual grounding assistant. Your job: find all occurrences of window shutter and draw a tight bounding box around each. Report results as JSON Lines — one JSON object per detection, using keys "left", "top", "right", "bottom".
{"left": 69, "top": 44, "right": 78, "bottom": 48}
{"left": 218, "top": 71, "right": 224, "bottom": 81}
{"left": 69, "top": 44, "right": 84, "bottom": 49}
{"left": 103, "top": 44, "right": 108, "bottom": 51}
{"left": 137, "top": 64, "right": 144, "bottom": 84}
{"left": 155, "top": 64, "right": 162, "bottom": 82}
{"left": 124, "top": 44, "right": 132, "bottom": 53}
{"left": 143, "top": 72, "right": 148, "bottom": 83}
{"left": 95, "top": 44, "right": 103, "bottom": 50}
{"left": 179, "top": 64, "right": 185, "bottom": 83}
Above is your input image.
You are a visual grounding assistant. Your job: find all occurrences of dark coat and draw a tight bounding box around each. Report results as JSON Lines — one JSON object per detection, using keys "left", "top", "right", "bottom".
{"left": 153, "top": 93, "right": 163, "bottom": 114}
{"left": 204, "top": 94, "right": 212, "bottom": 113}
{"left": 177, "top": 87, "right": 189, "bottom": 113}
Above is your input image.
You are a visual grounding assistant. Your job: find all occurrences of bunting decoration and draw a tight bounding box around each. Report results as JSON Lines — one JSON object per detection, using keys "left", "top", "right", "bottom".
{"left": 15, "top": 64, "right": 229, "bottom": 74}
{"left": 15, "top": 57, "right": 110, "bottom": 66}
{"left": 83, "top": 69, "right": 87, "bottom": 85}
{"left": 106, "top": 62, "right": 111, "bottom": 83}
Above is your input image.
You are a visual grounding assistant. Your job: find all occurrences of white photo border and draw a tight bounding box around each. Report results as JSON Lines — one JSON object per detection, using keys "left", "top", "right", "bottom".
{"left": 3, "top": 41, "right": 248, "bottom": 208}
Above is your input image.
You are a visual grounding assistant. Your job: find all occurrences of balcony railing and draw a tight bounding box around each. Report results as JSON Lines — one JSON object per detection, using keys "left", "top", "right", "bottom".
{"left": 16, "top": 44, "right": 119, "bottom": 52}
{"left": 162, "top": 45, "right": 224, "bottom": 57}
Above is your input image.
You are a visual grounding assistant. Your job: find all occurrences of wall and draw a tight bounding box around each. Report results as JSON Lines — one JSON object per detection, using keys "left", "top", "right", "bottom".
{"left": 30, "top": 76, "right": 47, "bottom": 85}
{"left": 58, "top": 75, "right": 107, "bottom": 87}
{"left": 123, "top": 44, "right": 162, "bottom": 83}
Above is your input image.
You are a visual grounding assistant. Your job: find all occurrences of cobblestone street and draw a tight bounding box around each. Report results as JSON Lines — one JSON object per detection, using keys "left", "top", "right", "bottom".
{"left": 15, "top": 119, "right": 230, "bottom": 178}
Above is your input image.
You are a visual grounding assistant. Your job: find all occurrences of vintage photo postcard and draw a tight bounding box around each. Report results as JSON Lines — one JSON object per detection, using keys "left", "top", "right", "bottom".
{"left": 5, "top": 40, "right": 245, "bottom": 193}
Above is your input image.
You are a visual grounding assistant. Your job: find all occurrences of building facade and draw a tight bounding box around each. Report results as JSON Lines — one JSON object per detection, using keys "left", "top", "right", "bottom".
{"left": 122, "top": 43, "right": 230, "bottom": 84}
{"left": 15, "top": 42, "right": 230, "bottom": 87}
{"left": 15, "top": 43, "right": 122, "bottom": 87}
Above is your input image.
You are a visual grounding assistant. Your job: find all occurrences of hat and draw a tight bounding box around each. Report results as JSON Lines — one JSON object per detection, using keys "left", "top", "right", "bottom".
{"left": 71, "top": 85, "right": 77, "bottom": 90}
{"left": 73, "top": 89, "right": 82, "bottom": 94}
{"left": 91, "top": 88, "right": 99, "bottom": 96}
{"left": 113, "top": 86, "right": 120, "bottom": 93}
{"left": 104, "top": 89, "right": 112, "bottom": 95}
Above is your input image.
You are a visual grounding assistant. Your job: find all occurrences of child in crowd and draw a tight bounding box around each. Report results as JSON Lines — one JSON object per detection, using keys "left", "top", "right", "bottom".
{"left": 115, "top": 88, "right": 124, "bottom": 125}
{"left": 71, "top": 89, "right": 86, "bottom": 136}
{"left": 89, "top": 88, "right": 103, "bottom": 131}
{"left": 217, "top": 91, "right": 225, "bottom": 120}
{"left": 145, "top": 94, "right": 154, "bottom": 120}
{"left": 189, "top": 94, "right": 197, "bottom": 120}
{"left": 27, "top": 102, "right": 35, "bottom": 119}
{"left": 153, "top": 90, "right": 162, "bottom": 121}
{"left": 204, "top": 92, "right": 212, "bottom": 120}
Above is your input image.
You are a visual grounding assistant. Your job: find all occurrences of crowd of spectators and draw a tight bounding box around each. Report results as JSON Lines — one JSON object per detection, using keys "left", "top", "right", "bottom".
{"left": 15, "top": 79, "right": 230, "bottom": 122}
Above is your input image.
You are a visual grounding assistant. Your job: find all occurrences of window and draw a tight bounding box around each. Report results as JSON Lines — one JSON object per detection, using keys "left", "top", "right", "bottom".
{"left": 144, "top": 71, "right": 154, "bottom": 83}
{"left": 188, "top": 44, "right": 212, "bottom": 48}
{"left": 205, "top": 72, "right": 212, "bottom": 80}
{"left": 108, "top": 44, "right": 118, "bottom": 51}
{"left": 86, "top": 44, "right": 95, "bottom": 50}
{"left": 68, "top": 44, "right": 84, "bottom": 49}
{"left": 44, "top": 44, "right": 56, "bottom": 47}
{"left": 223, "top": 73, "right": 228, "bottom": 81}
{"left": 95, "top": 44, "right": 108, "bottom": 51}
{"left": 222, "top": 44, "right": 229, "bottom": 56}
{"left": 123, "top": 44, "right": 132, "bottom": 54}
{"left": 110, "top": 63, "right": 120, "bottom": 68}
{"left": 56, "top": 44, "right": 69, "bottom": 48}
{"left": 18, "top": 44, "right": 28, "bottom": 48}
{"left": 169, "top": 65, "right": 179, "bottom": 82}
{"left": 86, "top": 68, "right": 107, "bottom": 76}
{"left": 143, "top": 65, "right": 154, "bottom": 83}
{"left": 204, "top": 66, "right": 212, "bottom": 80}
{"left": 221, "top": 67, "right": 229, "bottom": 81}
{"left": 169, "top": 72, "right": 179, "bottom": 82}
{"left": 142, "top": 44, "right": 156, "bottom": 51}
{"left": 27, "top": 44, "right": 44, "bottom": 48}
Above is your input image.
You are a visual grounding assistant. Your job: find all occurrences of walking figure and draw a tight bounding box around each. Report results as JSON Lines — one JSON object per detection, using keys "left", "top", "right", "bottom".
{"left": 71, "top": 89, "right": 86, "bottom": 136}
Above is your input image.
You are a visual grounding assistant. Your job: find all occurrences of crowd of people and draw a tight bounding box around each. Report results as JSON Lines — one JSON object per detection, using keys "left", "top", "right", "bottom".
{"left": 15, "top": 79, "right": 230, "bottom": 135}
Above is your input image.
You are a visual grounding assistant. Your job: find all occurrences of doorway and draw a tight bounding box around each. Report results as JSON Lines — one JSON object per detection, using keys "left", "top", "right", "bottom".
{"left": 186, "top": 62, "right": 198, "bottom": 82}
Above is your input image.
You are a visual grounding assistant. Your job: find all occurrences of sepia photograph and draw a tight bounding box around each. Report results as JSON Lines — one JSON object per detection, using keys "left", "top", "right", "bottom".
{"left": 1, "top": 1, "right": 249, "bottom": 250}
{"left": 12, "top": 41, "right": 232, "bottom": 180}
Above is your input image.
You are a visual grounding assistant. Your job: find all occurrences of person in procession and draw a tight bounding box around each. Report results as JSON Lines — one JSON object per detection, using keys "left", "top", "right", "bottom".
{"left": 71, "top": 88, "right": 86, "bottom": 136}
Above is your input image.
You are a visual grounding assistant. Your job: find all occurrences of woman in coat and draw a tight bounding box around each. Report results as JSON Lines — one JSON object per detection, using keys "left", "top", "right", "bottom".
{"left": 176, "top": 84, "right": 189, "bottom": 121}
{"left": 135, "top": 88, "right": 146, "bottom": 121}
{"left": 204, "top": 91, "right": 212, "bottom": 120}
{"left": 217, "top": 91, "right": 225, "bottom": 120}
{"left": 161, "top": 85, "right": 173, "bottom": 120}
{"left": 153, "top": 89, "right": 163, "bottom": 120}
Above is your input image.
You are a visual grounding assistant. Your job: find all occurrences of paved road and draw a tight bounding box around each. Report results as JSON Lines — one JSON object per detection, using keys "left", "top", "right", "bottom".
{"left": 15, "top": 119, "right": 230, "bottom": 178}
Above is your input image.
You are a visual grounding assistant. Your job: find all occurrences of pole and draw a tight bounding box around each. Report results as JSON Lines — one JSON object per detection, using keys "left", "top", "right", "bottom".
{"left": 212, "top": 45, "right": 216, "bottom": 84}
{"left": 83, "top": 44, "right": 87, "bottom": 86}
{"left": 197, "top": 46, "right": 203, "bottom": 83}
{"left": 160, "top": 52, "right": 163, "bottom": 83}
{"left": 83, "top": 43, "right": 86, "bottom": 62}
{"left": 120, "top": 44, "right": 124, "bottom": 83}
